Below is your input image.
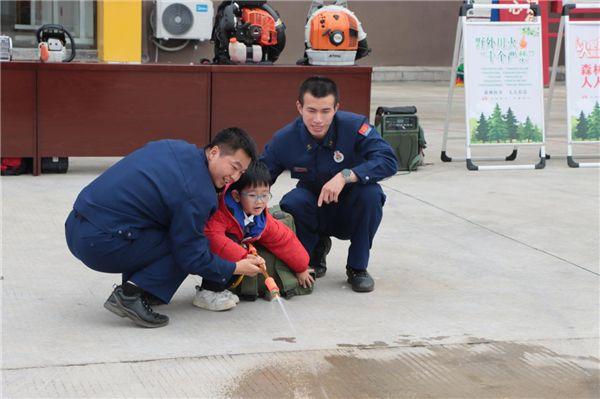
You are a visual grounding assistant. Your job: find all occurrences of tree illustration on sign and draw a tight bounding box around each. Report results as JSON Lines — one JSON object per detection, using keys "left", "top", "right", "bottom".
{"left": 470, "top": 103, "right": 543, "bottom": 143}
{"left": 475, "top": 113, "right": 489, "bottom": 142}
{"left": 504, "top": 107, "right": 519, "bottom": 142}
{"left": 572, "top": 101, "right": 600, "bottom": 141}
{"left": 517, "top": 117, "right": 541, "bottom": 142}
{"left": 488, "top": 104, "right": 507, "bottom": 142}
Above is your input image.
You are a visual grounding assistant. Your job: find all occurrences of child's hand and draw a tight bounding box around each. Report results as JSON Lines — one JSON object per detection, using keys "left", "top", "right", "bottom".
{"left": 296, "top": 270, "right": 315, "bottom": 288}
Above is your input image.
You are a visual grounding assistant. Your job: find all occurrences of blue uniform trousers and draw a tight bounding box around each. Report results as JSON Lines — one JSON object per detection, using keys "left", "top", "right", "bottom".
{"left": 280, "top": 184, "right": 385, "bottom": 270}
{"left": 65, "top": 210, "right": 187, "bottom": 303}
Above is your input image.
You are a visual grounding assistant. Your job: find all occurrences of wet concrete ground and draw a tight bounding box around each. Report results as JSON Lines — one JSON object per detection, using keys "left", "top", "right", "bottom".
{"left": 2, "top": 82, "right": 599, "bottom": 398}
{"left": 228, "top": 341, "right": 599, "bottom": 399}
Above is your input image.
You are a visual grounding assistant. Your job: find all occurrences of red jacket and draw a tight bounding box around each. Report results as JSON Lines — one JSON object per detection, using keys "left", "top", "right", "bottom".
{"left": 204, "top": 187, "right": 309, "bottom": 273}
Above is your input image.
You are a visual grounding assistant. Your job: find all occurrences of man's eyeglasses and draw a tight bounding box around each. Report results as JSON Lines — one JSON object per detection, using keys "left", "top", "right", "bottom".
{"left": 240, "top": 192, "right": 273, "bottom": 203}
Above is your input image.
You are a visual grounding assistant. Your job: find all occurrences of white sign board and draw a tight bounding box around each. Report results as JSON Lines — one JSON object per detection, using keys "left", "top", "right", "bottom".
{"left": 565, "top": 21, "right": 600, "bottom": 142}
{"left": 463, "top": 21, "right": 545, "bottom": 145}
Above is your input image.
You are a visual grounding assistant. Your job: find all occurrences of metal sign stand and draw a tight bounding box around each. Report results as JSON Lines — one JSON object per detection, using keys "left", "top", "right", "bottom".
{"left": 442, "top": 3, "right": 546, "bottom": 171}
{"left": 546, "top": 3, "right": 600, "bottom": 168}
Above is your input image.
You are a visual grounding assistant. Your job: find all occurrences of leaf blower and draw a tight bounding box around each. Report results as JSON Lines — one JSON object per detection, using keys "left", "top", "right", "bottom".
{"left": 212, "top": 0, "right": 285, "bottom": 64}
{"left": 299, "top": 0, "right": 370, "bottom": 66}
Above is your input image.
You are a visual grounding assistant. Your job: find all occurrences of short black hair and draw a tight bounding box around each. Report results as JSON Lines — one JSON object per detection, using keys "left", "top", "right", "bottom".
{"left": 298, "top": 76, "right": 339, "bottom": 106}
{"left": 229, "top": 161, "right": 271, "bottom": 191}
{"left": 205, "top": 127, "right": 257, "bottom": 161}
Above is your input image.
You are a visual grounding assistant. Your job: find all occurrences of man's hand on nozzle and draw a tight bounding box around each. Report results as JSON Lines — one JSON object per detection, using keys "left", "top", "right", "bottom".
{"left": 253, "top": 254, "right": 266, "bottom": 267}
{"left": 234, "top": 255, "right": 262, "bottom": 276}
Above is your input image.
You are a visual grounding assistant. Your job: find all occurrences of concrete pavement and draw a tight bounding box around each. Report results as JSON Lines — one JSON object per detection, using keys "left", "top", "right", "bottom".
{"left": 2, "top": 82, "right": 599, "bottom": 398}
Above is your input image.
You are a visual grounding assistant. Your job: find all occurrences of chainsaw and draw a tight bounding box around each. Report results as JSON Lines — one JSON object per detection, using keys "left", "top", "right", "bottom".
{"left": 36, "top": 24, "right": 76, "bottom": 63}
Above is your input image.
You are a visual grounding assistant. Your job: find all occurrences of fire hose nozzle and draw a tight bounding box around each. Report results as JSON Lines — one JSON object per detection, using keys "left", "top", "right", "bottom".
{"left": 248, "top": 244, "right": 280, "bottom": 297}
{"left": 264, "top": 277, "right": 280, "bottom": 297}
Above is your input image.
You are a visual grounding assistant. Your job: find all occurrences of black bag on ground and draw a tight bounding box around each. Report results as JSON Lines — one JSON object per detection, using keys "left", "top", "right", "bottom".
{"left": 41, "top": 157, "right": 68, "bottom": 173}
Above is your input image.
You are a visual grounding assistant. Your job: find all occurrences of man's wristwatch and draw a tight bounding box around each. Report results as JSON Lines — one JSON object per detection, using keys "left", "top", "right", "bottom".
{"left": 341, "top": 168, "right": 353, "bottom": 184}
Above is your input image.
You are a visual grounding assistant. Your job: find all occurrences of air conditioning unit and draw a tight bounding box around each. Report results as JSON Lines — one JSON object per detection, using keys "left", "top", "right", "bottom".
{"left": 155, "top": 0, "right": 213, "bottom": 40}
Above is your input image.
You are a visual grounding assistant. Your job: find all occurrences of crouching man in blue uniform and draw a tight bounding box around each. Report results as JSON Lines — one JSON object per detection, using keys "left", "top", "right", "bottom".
{"left": 65, "top": 128, "right": 264, "bottom": 328}
{"left": 260, "top": 77, "right": 398, "bottom": 292}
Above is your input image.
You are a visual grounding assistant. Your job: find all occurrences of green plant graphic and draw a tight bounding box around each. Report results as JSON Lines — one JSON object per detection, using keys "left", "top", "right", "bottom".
{"left": 470, "top": 103, "right": 543, "bottom": 143}
{"left": 571, "top": 101, "right": 600, "bottom": 141}
{"left": 521, "top": 27, "right": 539, "bottom": 37}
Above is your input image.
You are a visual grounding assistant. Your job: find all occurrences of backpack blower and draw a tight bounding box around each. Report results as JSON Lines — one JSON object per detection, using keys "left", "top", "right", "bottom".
{"left": 212, "top": 1, "right": 285, "bottom": 64}
{"left": 299, "top": 0, "right": 370, "bottom": 66}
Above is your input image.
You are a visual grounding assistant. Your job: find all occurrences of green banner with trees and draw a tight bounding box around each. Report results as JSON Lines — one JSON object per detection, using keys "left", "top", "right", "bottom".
{"left": 571, "top": 102, "right": 600, "bottom": 142}
{"left": 566, "top": 22, "right": 600, "bottom": 143}
{"left": 464, "top": 22, "right": 545, "bottom": 146}
{"left": 471, "top": 103, "right": 543, "bottom": 144}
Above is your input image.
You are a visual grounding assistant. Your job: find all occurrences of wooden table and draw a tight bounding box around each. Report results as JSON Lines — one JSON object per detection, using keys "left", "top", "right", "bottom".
{"left": 37, "top": 63, "right": 211, "bottom": 175}
{"left": 1, "top": 63, "right": 37, "bottom": 171}
{"left": 211, "top": 65, "right": 372, "bottom": 151}
{"left": 1, "top": 62, "right": 372, "bottom": 175}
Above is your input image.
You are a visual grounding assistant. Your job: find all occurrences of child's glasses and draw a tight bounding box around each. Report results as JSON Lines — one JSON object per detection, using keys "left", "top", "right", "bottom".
{"left": 241, "top": 192, "right": 273, "bottom": 203}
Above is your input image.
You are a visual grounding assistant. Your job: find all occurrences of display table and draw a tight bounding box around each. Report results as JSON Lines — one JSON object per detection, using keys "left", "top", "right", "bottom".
{"left": 210, "top": 65, "right": 372, "bottom": 151}
{"left": 36, "top": 63, "right": 211, "bottom": 175}
{"left": 1, "top": 63, "right": 37, "bottom": 170}
{"left": 1, "top": 62, "right": 372, "bottom": 175}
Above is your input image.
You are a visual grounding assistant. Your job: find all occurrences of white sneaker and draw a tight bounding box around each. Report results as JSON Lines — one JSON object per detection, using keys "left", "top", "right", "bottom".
{"left": 192, "top": 288, "right": 237, "bottom": 311}
{"left": 224, "top": 290, "right": 240, "bottom": 304}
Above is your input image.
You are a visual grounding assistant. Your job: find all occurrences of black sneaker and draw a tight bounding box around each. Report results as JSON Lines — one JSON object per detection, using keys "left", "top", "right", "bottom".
{"left": 346, "top": 267, "right": 375, "bottom": 293}
{"left": 310, "top": 236, "right": 332, "bottom": 278}
{"left": 143, "top": 292, "right": 166, "bottom": 306}
{"left": 104, "top": 286, "right": 169, "bottom": 328}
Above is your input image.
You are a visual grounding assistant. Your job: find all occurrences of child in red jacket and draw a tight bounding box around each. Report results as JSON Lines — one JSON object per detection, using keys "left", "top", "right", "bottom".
{"left": 193, "top": 161, "right": 314, "bottom": 311}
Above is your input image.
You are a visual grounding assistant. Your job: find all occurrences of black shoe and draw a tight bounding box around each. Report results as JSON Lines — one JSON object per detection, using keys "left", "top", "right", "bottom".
{"left": 310, "top": 236, "right": 332, "bottom": 278}
{"left": 346, "top": 267, "right": 374, "bottom": 293}
{"left": 104, "top": 286, "right": 169, "bottom": 328}
{"left": 143, "top": 292, "right": 166, "bottom": 306}
{"left": 312, "top": 265, "right": 327, "bottom": 279}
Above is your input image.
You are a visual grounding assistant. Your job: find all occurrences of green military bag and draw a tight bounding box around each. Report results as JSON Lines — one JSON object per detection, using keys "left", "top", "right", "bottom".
{"left": 231, "top": 205, "right": 314, "bottom": 301}
{"left": 375, "top": 106, "right": 426, "bottom": 172}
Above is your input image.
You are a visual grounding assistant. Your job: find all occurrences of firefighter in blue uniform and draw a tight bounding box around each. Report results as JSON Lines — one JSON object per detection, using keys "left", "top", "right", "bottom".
{"left": 260, "top": 77, "right": 397, "bottom": 292}
{"left": 65, "top": 128, "right": 264, "bottom": 328}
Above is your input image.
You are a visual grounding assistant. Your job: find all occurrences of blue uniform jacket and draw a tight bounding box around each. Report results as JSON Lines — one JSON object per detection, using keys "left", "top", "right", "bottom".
{"left": 73, "top": 140, "right": 236, "bottom": 283}
{"left": 260, "top": 110, "right": 398, "bottom": 194}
